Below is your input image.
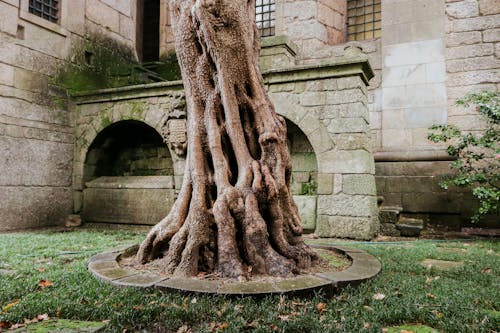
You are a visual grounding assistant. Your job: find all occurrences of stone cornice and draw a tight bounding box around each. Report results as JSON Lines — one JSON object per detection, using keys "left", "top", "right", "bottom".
{"left": 73, "top": 53, "right": 374, "bottom": 105}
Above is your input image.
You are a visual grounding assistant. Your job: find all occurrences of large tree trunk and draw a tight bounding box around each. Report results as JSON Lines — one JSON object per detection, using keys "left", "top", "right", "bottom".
{"left": 136, "top": 0, "right": 319, "bottom": 279}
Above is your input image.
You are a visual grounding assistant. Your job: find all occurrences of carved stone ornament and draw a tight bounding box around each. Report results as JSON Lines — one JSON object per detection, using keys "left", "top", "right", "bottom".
{"left": 162, "top": 107, "right": 187, "bottom": 156}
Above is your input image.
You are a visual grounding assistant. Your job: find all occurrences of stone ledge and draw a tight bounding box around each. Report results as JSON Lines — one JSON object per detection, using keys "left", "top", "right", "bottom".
{"left": 88, "top": 245, "right": 380, "bottom": 297}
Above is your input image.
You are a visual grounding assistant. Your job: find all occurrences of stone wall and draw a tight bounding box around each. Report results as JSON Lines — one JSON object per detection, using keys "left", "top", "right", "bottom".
{"left": 0, "top": 0, "right": 138, "bottom": 231}
{"left": 73, "top": 49, "right": 379, "bottom": 239}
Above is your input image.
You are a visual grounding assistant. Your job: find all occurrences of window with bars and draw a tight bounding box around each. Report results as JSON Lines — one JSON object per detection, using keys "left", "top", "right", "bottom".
{"left": 256, "top": 0, "right": 275, "bottom": 37}
{"left": 347, "top": 0, "right": 381, "bottom": 41}
{"left": 29, "top": 0, "right": 59, "bottom": 23}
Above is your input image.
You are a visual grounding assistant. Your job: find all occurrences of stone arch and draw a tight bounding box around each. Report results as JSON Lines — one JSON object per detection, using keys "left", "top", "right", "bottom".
{"left": 276, "top": 104, "right": 334, "bottom": 175}
{"left": 82, "top": 120, "right": 172, "bottom": 184}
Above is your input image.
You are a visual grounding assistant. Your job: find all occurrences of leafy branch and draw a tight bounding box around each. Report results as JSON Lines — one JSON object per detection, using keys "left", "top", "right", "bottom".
{"left": 428, "top": 91, "right": 499, "bottom": 222}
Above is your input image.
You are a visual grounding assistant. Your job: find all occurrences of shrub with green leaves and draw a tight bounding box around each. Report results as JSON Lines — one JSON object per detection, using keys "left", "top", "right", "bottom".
{"left": 428, "top": 91, "right": 499, "bottom": 223}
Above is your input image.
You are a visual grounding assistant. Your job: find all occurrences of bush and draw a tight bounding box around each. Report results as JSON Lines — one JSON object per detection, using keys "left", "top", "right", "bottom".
{"left": 428, "top": 91, "right": 499, "bottom": 223}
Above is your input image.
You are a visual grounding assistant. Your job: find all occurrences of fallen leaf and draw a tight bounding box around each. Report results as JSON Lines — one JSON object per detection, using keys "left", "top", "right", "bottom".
{"left": 2, "top": 299, "right": 19, "bottom": 312}
{"left": 316, "top": 302, "right": 327, "bottom": 313}
{"left": 191, "top": 297, "right": 197, "bottom": 304}
{"left": 427, "top": 293, "right": 436, "bottom": 299}
{"left": 10, "top": 323, "right": 26, "bottom": 329}
{"left": 37, "top": 267, "right": 45, "bottom": 273}
{"left": 373, "top": 293, "right": 386, "bottom": 301}
{"left": 363, "top": 322, "right": 371, "bottom": 329}
{"left": 433, "top": 310, "right": 443, "bottom": 318}
{"left": 270, "top": 324, "right": 278, "bottom": 331}
{"left": 481, "top": 267, "right": 492, "bottom": 274}
{"left": 0, "top": 321, "right": 12, "bottom": 329}
{"left": 278, "top": 315, "right": 290, "bottom": 322}
{"left": 38, "top": 279, "right": 54, "bottom": 288}
{"left": 363, "top": 305, "right": 374, "bottom": 312}
{"left": 400, "top": 330, "right": 414, "bottom": 333}
{"left": 133, "top": 305, "right": 143, "bottom": 310}
{"left": 177, "top": 325, "right": 192, "bottom": 333}
{"left": 210, "top": 322, "right": 228, "bottom": 332}
{"left": 37, "top": 313, "right": 49, "bottom": 321}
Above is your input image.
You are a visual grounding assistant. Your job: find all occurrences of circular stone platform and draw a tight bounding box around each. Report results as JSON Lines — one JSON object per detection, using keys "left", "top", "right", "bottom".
{"left": 88, "top": 245, "right": 381, "bottom": 296}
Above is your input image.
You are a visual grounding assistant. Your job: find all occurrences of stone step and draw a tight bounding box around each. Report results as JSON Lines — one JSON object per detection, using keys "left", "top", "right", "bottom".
{"left": 379, "top": 206, "right": 403, "bottom": 224}
{"left": 396, "top": 217, "right": 424, "bottom": 237}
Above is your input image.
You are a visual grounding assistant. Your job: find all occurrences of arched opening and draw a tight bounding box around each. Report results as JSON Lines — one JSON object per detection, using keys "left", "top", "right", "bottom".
{"left": 82, "top": 120, "right": 175, "bottom": 225}
{"left": 285, "top": 119, "right": 318, "bottom": 232}
{"left": 84, "top": 120, "right": 172, "bottom": 181}
{"left": 136, "top": 0, "right": 160, "bottom": 62}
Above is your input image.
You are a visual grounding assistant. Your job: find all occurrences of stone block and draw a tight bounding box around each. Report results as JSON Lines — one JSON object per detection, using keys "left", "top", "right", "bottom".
{"left": 483, "top": 28, "right": 500, "bottom": 42}
{"left": 479, "top": 0, "right": 500, "bottom": 15}
{"left": 327, "top": 118, "right": 368, "bottom": 134}
{"left": 86, "top": 0, "right": 120, "bottom": 32}
{"left": 396, "top": 217, "right": 424, "bottom": 237}
{"left": 446, "top": 31, "right": 482, "bottom": 46}
{"left": 0, "top": 1, "right": 18, "bottom": 36}
{"left": 317, "top": 194, "right": 377, "bottom": 217}
{"left": 382, "top": 129, "right": 412, "bottom": 147}
{"left": 405, "top": 106, "right": 447, "bottom": 129}
{"left": 402, "top": 192, "right": 463, "bottom": 213}
{"left": 316, "top": 173, "right": 333, "bottom": 195}
{"left": 451, "top": 14, "right": 500, "bottom": 32}
{"left": 447, "top": 69, "right": 500, "bottom": 87}
{"left": 382, "top": 110, "right": 406, "bottom": 129}
{"left": 0, "top": 63, "right": 14, "bottom": 86}
{"left": 83, "top": 177, "right": 176, "bottom": 225}
{"left": 326, "top": 89, "right": 365, "bottom": 105}
{"left": 0, "top": 186, "right": 71, "bottom": 231}
{"left": 320, "top": 150, "right": 375, "bottom": 174}
{"left": 383, "top": 39, "right": 444, "bottom": 67}
{"left": 335, "top": 133, "right": 370, "bottom": 150}
{"left": 315, "top": 215, "right": 378, "bottom": 240}
{"left": 300, "top": 91, "right": 326, "bottom": 106}
{"left": 293, "top": 195, "right": 317, "bottom": 230}
{"left": 383, "top": 64, "right": 427, "bottom": 87}
{"left": 446, "top": 44, "right": 494, "bottom": 60}
{"left": 0, "top": 136, "right": 73, "bottom": 187}
{"left": 342, "top": 174, "right": 377, "bottom": 195}
{"left": 446, "top": 0, "right": 479, "bottom": 18}
{"left": 447, "top": 56, "right": 499, "bottom": 73}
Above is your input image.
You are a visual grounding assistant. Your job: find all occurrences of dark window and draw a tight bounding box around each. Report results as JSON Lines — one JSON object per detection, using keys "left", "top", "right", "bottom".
{"left": 347, "top": 0, "right": 381, "bottom": 41}
{"left": 29, "top": 0, "right": 59, "bottom": 23}
{"left": 256, "top": 0, "right": 275, "bottom": 37}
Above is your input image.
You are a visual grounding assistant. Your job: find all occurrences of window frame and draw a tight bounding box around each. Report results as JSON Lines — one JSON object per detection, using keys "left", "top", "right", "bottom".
{"left": 346, "top": 0, "right": 382, "bottom": 42}
{"left": 19, "top": 0, "right": 68, "bottom": 36}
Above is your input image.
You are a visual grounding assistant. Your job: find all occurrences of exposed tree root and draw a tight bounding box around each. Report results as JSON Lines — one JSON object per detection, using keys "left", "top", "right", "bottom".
{"left": 135, "top": 0, "right": 320, "bottom": 279}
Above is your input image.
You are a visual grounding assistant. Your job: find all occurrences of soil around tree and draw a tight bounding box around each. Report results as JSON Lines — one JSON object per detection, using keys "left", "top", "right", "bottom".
{"left": 122, "top": 246, "right": 351, "bottom": 284}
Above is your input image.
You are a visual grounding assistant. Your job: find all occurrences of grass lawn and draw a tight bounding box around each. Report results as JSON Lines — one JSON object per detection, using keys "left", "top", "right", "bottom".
{"left": 0, "top": 229, "right": 498, "bottom": 332}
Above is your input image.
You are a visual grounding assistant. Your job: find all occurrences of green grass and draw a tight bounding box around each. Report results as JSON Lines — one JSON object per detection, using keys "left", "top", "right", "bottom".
{"left": 0, "top": 230, "right": 499, "bottom": 332}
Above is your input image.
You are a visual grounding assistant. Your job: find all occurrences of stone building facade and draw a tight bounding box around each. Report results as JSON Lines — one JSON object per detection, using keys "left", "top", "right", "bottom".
{"left": 0, "top": 0, "right": 498, "bottom": 234}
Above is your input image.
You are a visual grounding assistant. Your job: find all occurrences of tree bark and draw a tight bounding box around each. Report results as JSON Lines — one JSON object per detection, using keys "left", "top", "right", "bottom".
{"left": 136, "top": 0, "right": 319, "bottom": 279}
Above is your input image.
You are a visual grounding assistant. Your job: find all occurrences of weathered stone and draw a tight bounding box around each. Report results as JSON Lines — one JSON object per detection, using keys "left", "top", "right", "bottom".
{"left": 316, "top": 173, "right": 333, "bottom": 195}
{"left": 319, "top": 150, "right": 375, "bottom": 174}
{"left": 396, "top": 217, "right": 424, "bottom": 237}
{"left": 421, "top": 259, "right": 464, "bottom": 270}
{"left": 446, "top": 0, "right": 479, "bottom": 18}
{"left": 342, "top": 174, "right": 377, "bottom": 195}
{"left": 379, "top": 222, "right": 401, "bottom": 237}
{"left": 483, "top": 28, "right": 500, "bottom": 42}
{"left": 293, "top": 195, "right": 317, "bottom": 230}
{"left": 317, "top": 194, "right": 377, "bottom": 217}
{"left": 446, "top": 56, "right": 499, "bottom": 73}
{"left": 446, "top": 31, "right": 482, "bottom": 46}
{"left": 83, "top": 179, "right": 176, "bottom": 225}
{"left": 479, "top": 0, "right": 500, "bottom": 15}
{"left": 156, "top": 278, "right": 219, "bottom": 294}
{"left": 316, "top": 215, "right": 378, "bottom": 240}
{"left": 451, "top": 14, "right": 500, "bottom": 32}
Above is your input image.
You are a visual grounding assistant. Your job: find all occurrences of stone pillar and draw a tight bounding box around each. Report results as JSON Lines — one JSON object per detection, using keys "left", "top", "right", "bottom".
{"left": 264, "top": 46, "right": 379, "bottom": 240}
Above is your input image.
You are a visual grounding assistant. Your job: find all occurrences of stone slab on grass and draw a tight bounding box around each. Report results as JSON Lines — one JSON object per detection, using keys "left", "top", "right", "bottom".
{"left": 10, "top": 319, "right": 107, "bottom": 332}
{"left": 383, "top": 324, "right": 439, "bottom": 332}
{"left": 421, "top": 259, "right": 464, "bottom": 270}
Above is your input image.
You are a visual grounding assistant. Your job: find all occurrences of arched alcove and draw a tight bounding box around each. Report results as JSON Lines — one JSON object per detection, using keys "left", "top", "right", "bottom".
{"left": 285, "top": 119, "right": 318, "bottom": 232}
{"left": 82, "top": 120, "right": 175, "bottom": 225}
{"left": 83, "top": 120, "right": 172, "bottom": 182}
